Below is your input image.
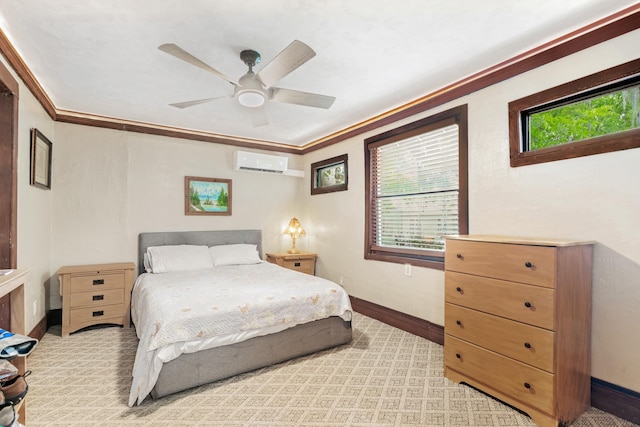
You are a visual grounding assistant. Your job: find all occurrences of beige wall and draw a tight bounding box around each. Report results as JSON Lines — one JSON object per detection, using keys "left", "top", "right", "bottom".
{"left": 304, "top": 29, "right": 640, "bottom": 393}
{"left": 48, "top": 123, "right": 307, "bottom": 309}
{"left": 7, "top": 27, "right": 639, "bottom": 395}
{"left": 0, "top": 54, "right": 55, "bottom": 334}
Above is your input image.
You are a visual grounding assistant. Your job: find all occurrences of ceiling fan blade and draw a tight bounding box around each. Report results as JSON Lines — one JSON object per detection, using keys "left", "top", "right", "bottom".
{"left": 257, "top": 40, "right": 316, "bottom": 88}
{"left": 159, "top": 43, "right": 237, "bottom": 85}
{"left": 250, "top": 107, "right": 269, "bottom": 128}
{"left": 169, "top": 95, "right": 229, "bottom": 109}
{"left": 270, "top": 87, "right": 335, "bottom": 109}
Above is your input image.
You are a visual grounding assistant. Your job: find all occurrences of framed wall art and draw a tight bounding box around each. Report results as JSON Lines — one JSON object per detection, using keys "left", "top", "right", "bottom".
{"left": 185, "top": 176, "right": 232, "bottom": 216}
{"left": 311, "top": 154, "right": 348, "bottom": 195}
{"left": 30, "top": 128, "right": 53, "bottom": 190}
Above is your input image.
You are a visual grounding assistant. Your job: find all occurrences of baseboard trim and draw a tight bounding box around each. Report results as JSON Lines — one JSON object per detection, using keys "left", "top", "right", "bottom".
{"left": 350, "top": 296, "right": 640, "bottom": 425}
{"left": 350, "top": 296, "right": 444, "bottom": 345}
{"left": 591, "top": 377, "right": 640, "bottom": 425}
{"left": 29, "top": 314, "right": 48, "bottom": 341}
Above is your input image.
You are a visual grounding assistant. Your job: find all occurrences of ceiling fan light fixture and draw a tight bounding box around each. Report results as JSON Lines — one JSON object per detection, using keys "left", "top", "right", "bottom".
{"left": 237, "top": 90, "right": 265, "bottom": 108}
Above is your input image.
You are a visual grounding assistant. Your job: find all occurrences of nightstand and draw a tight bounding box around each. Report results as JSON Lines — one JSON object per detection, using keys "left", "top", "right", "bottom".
{"left": 57, "top": 262, "right": 135, "bottom": 337}
{"left": 266, "top": 252, "right": 317, "bottom": 275}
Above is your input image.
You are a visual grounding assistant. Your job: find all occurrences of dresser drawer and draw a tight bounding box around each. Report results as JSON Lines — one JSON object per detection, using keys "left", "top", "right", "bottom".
{"left": 445, "top": 303, "right": 555, "bottom": 372}
{"left": 281, "top": 258, "right": 315, "bottom": 275}
{"left": 70, "top": 272, "right": 125, "bottom": 293}
{"left": 445, "top": 335, "right": 555, "bottom": 415}
{"left": 445, "top": 240, "right": 556, "bottom": 288}
{"left": 70, "top": 303, "right": 125, "bottom": 325}
{"left": 446, "top": 271, "right": 555, "bottom": 330}
{"left": 69, "top": 288, "right": 125, "bottom": 308}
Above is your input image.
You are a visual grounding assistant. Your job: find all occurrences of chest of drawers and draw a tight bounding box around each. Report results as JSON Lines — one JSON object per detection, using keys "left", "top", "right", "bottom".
{"left": 266, "top": 252, "right": 317, "bottom": 275}
{"left": 58, "top": 262, "right": 135, "bottom": 337}
{"left": 444, "top": 235, "right": 593, "bottom": 427}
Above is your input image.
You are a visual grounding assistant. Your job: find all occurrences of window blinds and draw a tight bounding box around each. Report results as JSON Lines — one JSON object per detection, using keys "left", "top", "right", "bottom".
{"left": 370, "top": 124, "right": 459, "bottom": 252}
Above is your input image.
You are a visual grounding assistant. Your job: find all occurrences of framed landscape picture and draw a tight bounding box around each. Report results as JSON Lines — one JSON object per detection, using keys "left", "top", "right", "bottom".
{"left": 185, "top": 176, "right": 232, "bottom": 216}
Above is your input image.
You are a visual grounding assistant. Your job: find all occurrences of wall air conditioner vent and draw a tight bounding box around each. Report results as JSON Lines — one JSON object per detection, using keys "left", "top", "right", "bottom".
{"left": 233, "top": 150, "right": 288, "bottom": 174}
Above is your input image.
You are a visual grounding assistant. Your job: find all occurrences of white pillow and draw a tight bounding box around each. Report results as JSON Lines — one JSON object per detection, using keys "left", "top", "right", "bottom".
{"left": 146, "top": 245, "right": 213, "bottom": 273}
{"left": 208, "top": 244, "right": 262, "bottom": 266}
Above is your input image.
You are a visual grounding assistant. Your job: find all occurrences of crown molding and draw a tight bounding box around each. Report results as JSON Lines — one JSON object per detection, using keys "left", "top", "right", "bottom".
{"left": 1, "top": 5, "right": 639, "bottom": 155}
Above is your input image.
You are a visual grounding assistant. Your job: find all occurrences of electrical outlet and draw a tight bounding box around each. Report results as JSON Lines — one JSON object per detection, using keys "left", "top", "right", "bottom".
{"left": 33, "top": 300, "right": 38, "bottom": 317}
{"left": 339, "top": 276, "right": 344, "bottom": 285}
{"left": 404, "top": 263, "right": 412, "bottom": 276}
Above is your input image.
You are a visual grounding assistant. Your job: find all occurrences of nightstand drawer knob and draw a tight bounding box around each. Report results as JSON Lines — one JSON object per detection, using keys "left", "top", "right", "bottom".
{"left": 456, "top": 253, "right": 463, "bottom": 259}
{"left": 93, "top": 279, "right": 104, "bottom": 285}
{"left": 524, "top": 342, "right": 531, "bottom": 349}
{"left": 525, "top": 261, "right": 532, "bottom": 268}
{"left": 524, "top": 301, "right": 532, "bottom": 308}
{"left": 92, "top": 310, "right": 104, "bottom": 317}
{"left": 455, "top": 353, "right": 461, "bottom": 359}
{"left": 524, "top": 382, "right": 531, "bottom": 389}
{"left": 456, "top": 287, "right": 463, "bottom": 293}
{"left": 294, "top": 262, "right": 301, "bottom": 267}
{"left": 92, "top": 295, "right": 104, "bottom": 301}
{"left": 456, "top": 320, "right": 462, "bottom": 326}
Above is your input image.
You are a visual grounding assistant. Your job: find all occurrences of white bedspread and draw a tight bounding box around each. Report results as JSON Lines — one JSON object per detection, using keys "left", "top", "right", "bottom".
{"left": 129, "top": 262, "right": 352, "bottom": 406}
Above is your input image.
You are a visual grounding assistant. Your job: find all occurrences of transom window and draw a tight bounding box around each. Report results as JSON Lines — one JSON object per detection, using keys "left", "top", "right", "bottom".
{"left": 509, "top": 58, "right": 640, "bottom": 167}
{"left": 365, "top": 105, "right": 468, "bottom": 270}
{"left": 527, "top": 80, "right": 640, "bottom": 151}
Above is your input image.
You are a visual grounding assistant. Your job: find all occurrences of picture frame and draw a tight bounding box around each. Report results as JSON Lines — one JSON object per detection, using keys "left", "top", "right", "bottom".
{"left": 185, "top": 176, "right": 232, "bottom": 216}
{"left": 30, "top": 128, "right": 53, "bottom": 190}
{"left": 311, "top": 154, "right": 348, "bottom": 195}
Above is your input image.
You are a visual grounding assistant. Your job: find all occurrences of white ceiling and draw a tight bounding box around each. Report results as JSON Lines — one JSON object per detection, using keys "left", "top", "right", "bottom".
{"left": 0, "top": 1, "right": 637, "bottom": 149}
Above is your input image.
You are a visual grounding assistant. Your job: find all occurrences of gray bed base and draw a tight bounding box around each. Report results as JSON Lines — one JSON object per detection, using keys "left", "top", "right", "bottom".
{"left": 137, "top": 230, "right": 353, "bottom": 399}
{"left": 151, "top": 316, "right": 352, "bottom": 399}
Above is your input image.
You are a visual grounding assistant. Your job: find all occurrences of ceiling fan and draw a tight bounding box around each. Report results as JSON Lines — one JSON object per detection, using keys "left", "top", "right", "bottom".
{"left": 159, "top": 40, "right": 336, "bottom": 127}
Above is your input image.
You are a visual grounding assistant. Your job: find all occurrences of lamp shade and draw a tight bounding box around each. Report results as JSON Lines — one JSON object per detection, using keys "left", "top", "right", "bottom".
{"left": 283, "top": 217, "right": 305, "bottom": 238}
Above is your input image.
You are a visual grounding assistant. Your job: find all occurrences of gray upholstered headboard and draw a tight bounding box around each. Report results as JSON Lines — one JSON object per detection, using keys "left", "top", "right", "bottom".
{"left": 138, "top": 229, "right": 263, "bottom": 274}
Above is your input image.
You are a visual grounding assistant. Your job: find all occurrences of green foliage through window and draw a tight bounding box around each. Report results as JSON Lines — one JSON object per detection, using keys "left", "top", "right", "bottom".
{"left": 527, "top": 84, "right": 640, "bottom": 150}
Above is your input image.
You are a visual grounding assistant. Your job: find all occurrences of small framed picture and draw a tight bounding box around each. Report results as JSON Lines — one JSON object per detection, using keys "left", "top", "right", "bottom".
{"left": 185, "top": 176, "right": 232, "bottom": 216}
{"left": 311, "top": 154, "right": 348, "bottom": 195}
{"left": 30, "top": 128, "right": 53, "bottom": 190}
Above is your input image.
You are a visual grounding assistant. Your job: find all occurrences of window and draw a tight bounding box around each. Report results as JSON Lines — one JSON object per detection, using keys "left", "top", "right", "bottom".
{"left": 365, "top": 105, "right": 468, "bottom": 270}
{"left": 509, "top": 58, "right": 640, "bottom": 167}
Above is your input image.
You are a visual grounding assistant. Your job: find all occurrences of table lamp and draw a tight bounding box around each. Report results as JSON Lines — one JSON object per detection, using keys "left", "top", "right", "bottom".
{"left": 283, "top": 217, "right": 306, "bottom": 254}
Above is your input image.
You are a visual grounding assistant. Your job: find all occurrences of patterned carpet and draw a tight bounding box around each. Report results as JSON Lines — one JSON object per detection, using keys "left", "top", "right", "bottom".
{"left": 23, "top": 312, "right": 638, "bottom": 427}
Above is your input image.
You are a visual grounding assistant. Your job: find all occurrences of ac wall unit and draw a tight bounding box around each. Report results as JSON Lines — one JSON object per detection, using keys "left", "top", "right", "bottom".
{"left": 233, "top": 150, "right": 288, "bottom": 174}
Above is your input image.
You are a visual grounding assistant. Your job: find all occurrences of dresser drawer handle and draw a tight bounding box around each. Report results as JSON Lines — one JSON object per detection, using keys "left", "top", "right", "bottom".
{"left": 455, "top": 353, "right": 461, "bottom": 359}
{"left": 294, "top": 262, "right": 301, "bottom": 267}
{"left": 524, "top": 382, "right": 531, "bottom": 389}
{"left": 92, "top": 295, "right": 104, "bottom": 301}
{"left": 524, "top": 261, "right": 532, "bottom": 268}
{"left": 456, "top": 320, "right": 462, "bottom": 326}
{"left": 92, "top": 310, "right": 104, "bottom": 317}
{"left": 456, "top": 287, "right": 463, "bottom": 293}
{"left": 456, "top": 253, "right": 463, "bottom": 259}
{"left": 93, "top": 279, "right": 105, "bottom": 285}
{"left": 524, "top": 301, "right": 532, "bottom": 308}
{"left": 524, "top": 342, "right": 531, "bottom": 349}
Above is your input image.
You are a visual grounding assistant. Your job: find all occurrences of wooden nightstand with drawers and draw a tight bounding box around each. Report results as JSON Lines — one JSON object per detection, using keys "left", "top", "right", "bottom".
{"left": 444, "top": 235, "right": 593, "bottom": 427}
{"left": 266, "top": 252, "right": 317, "bottom": 275}
{"left": 57, "top": 262, "right": 136, "bottom": 337}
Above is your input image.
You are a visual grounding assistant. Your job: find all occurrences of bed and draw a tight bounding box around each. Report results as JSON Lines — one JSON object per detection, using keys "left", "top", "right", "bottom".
{"left": 129, "top": 229, "right": 353, "bottom": 406}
